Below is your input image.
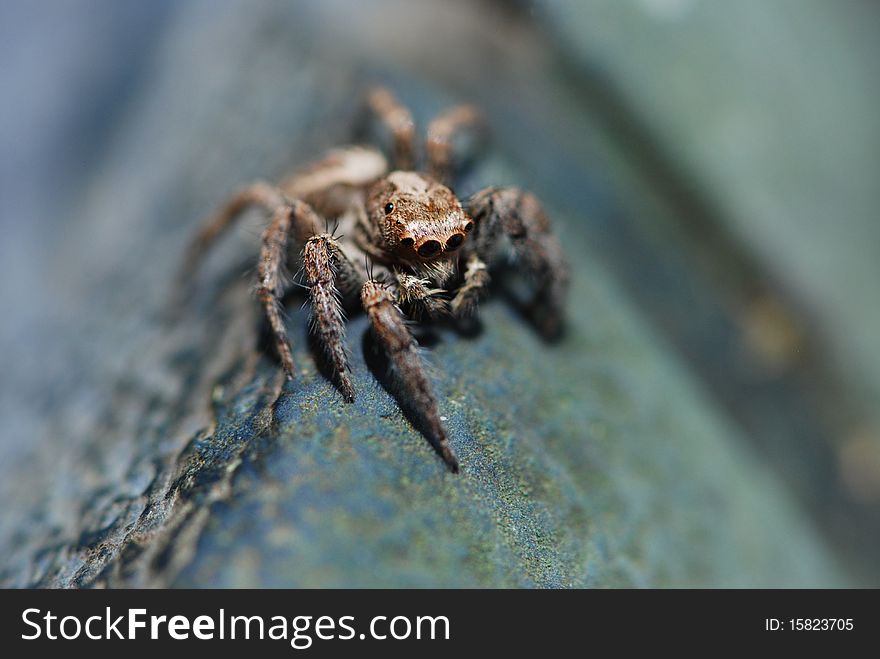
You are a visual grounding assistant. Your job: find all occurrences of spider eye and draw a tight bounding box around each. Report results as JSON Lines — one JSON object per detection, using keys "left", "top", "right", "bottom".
{"left": 445, "top": 234, "right": 464, "bottom": 251}
{"left": 464, "top": 221, "right": 474, "bottom": 233}
{"left": 400, "top": 237, "right": 414, "bottom": 247}
{"left": 384, "top": 202, "right": 395, "bottom": 214}
{"left": 417, "top": 240, "right": 442, "bottom": 257}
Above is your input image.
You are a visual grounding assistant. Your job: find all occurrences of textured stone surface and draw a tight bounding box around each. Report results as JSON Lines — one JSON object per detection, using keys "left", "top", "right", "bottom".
{"left": 0, "top": 0, "right": 869, "bottom": 588}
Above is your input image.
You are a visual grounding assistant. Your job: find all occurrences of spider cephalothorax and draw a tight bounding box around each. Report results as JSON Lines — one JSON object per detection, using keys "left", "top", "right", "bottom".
{"left": 352, "top": 172, "right": 471, "bottom": 295}
{"left": 366, "top": 171, "right": 472, "bottom": 260}
{"left": 181, "top": 88, "right": 569, "bottom": 472}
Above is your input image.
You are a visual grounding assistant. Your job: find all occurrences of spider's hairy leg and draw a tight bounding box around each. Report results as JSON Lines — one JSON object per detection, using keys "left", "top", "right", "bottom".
{"left": 467, "top": 186, "right": 570, "bottom": 337}
{"left": 279, "top": 145, "right": 388, "bottom": 202}
{"left": 303, "top": 233, "right": 359, "bottom": 402}
{"left": 176, "top": 181, "right": 286, "bottom": 295}
{"left": 426, "top": 103, "right": 484, "bottom": 186}
{"left": 256, "top": 201, "right": 312, "bottom": 380}
{"left": 362, "top": 87, "right": 416, "bottom": 170}
{"left": 394, "top": 271, "right": 448, "bottom": 320}
{"left": 361, "top": 279, "right": 459, "bottom": 473}
{"left": 450, "top": 253, "right": 490, "bottom": 317}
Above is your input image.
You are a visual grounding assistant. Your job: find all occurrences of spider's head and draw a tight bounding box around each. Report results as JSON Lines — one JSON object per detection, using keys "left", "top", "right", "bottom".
{"left": 367, "top": 172, "right": 474, "bottom": 263}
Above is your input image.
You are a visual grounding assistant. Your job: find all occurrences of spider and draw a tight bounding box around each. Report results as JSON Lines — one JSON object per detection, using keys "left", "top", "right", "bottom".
{"left": 180, "top": 88, "right": 569, "bottom": 472}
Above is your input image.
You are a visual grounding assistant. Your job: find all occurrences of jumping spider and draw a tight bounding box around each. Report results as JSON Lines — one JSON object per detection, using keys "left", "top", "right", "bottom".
{"left": 181, "top": 88, "right": 569, "bottom": 472}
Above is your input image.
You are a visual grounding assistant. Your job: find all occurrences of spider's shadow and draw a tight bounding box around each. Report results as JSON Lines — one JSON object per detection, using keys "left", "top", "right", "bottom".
{"left": 442, "top": 313, "right": 484, "bottom": 340}
{"left": 360, "top": 325, "right": 452, "bottom": 466}
{"left": 492, "top": 267, "right": 567, "bottom": 343}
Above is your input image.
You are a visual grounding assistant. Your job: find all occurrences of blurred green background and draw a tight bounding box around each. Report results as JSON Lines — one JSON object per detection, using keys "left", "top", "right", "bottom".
{"left": 1, "top": 0, "right": 878, "bottom": 587}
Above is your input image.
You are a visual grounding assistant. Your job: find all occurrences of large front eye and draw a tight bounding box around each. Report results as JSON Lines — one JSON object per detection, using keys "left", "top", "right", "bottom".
{"left": 445, "top": 233, "right": 464, "bottom": 251}
{"left": 384, "top": 202, "right": 394, "bottom": 214}
{"left": 417, "top": 240, "right": 442, "bottom": 257}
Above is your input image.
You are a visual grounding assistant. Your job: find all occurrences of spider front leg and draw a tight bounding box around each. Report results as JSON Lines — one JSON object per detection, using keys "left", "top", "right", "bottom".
{"left": 450, "top": 253, "right": 490, "bottom": 318}
{"left": 466, "top": 187, "right": 570, "bottom": 337}
{"left": 393, "top": 271, "right": 447, "bottom": 320}
{"left": 302, "top": 233, "right": 362, "bottom": 402}
{"left": 361, "top": 279, "right": 459, "bottom": 472}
